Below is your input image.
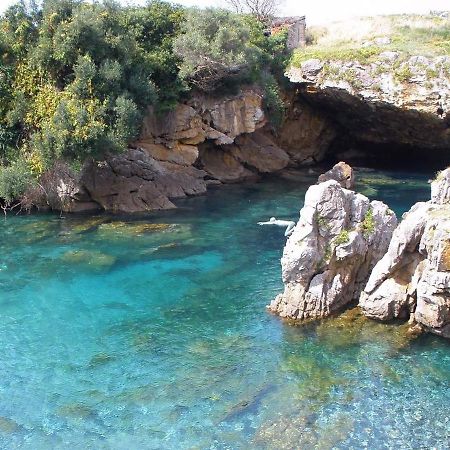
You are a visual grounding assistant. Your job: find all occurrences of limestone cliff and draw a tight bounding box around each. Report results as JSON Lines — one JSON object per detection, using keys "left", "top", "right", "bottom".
{"left": 268, "top": 163, "right": 397, "bottom": 320}
{"left": 360, "top": 168, "right": 450, "bottom": 338}
{"left": 287, "top": 15, "right": 450, "bottom": 152}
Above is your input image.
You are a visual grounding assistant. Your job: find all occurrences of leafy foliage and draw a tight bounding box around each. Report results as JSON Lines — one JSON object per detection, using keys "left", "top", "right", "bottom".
{"left": 0, "top": 158, "right": 35, "bottom": 204}
{"left": 0, "top": 1, "right": 289, "bottom": 205}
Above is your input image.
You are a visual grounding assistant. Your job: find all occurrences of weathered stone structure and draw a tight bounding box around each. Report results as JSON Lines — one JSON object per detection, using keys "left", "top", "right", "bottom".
{"left": 271, "top": 16, "right": 306, "bottom": 49}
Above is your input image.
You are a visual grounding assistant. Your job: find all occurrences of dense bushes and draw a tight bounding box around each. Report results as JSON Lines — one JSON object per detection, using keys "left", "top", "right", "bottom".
{"left": 174, "top": 8, "right": 289, "bottom": 94}
{"left": 0, "top": 1, "right": 289, "bottom": 206}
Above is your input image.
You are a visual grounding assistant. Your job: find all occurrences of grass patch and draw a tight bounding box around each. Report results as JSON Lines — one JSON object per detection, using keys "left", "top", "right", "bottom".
{"left": 315, "top": 212, "right": 330, "bottom": 230}
{"left": 290, "top": 14, "right": 450, "bottom": 69}
{"left": 334, "top": 229, "right": 350, "bottom": 246}
{"left": 291, "top": 45, "right": 381, "bottom": 67}
{"left": 361, "top": 208, "right": 375, "bottom": 237}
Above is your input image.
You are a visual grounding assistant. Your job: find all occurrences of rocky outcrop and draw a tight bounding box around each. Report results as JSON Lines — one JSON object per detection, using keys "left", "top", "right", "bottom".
{"left": 34, "top": 87, "right": 338, "bottom": 213}
{"left": 317, "top": 161, "right": 354, "bottom": 189}
{"left": 80, "top": 149, "right": 207, "bottom": 213}
{"left": 138, "top": 89, "right": 267, "bottom": 150}
{"left": 287, "top": 55, "right": 450, "bottom": 151}
{"left": 268, "top": 173, "right": 397, "bottom": 320}
{"left": 360, "top": 168, "right": 450, "bottom": 338}
{"left": 277, "top": 96, "right": 337, "bottom": 165}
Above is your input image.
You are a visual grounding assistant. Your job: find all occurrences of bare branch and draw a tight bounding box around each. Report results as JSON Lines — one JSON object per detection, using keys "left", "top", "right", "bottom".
{"left": 223, "top": 0, "right": 284, "bottom": 24}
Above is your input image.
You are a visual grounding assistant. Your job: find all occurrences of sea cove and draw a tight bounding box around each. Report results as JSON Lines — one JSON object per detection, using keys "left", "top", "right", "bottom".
{"left": 1, "top": 169, "right": 449, "bottom": 449}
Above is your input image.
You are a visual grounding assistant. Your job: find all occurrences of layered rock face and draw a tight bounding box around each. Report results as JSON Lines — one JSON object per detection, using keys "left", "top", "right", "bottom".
{"left": 360, "top": 168, "right": 450, "bottom": 338}
{"left": 268, "top": 165, "right": 397, "bottom": 320}
{"left": 40, "top": 88, "right": 336, "bottom": 213}
{"left": 287, "top": 55, "right": 450, "bottom": 151}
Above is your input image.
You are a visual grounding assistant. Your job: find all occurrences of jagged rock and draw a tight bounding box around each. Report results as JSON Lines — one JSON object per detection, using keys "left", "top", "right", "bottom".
{"left": 202, "top": 91, "right": 266, "bottom": 139}
{"left": 80, "top": 149, "right": 207, "bottom": 213}
{"left": 360, "top": 168, "right": 450, "bottom": 338}
{"left": 268, "top": 178, "right": 397, "bottom": 320}
{"left": 138, "top": 89, "right": 266, "bottom": 148}
{"left": 317, "top": 161, "right": 355, "bottom": 189}
{"left": 431, "top": 168, "right": 450, "bottom": 204}
{"left": 300, "top": 59, "right": 324, "bottom": 80}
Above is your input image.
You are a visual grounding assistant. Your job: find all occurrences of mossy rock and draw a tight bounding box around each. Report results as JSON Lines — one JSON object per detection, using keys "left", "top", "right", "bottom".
{"left": 96, "top": 221, "right": 173, "bottom": 239}
{"left": 57, "top": 403, "right": 94, "bottom": 419}
{"left": 61, "top": 249, "right": 116, "bottom": 270}
{"left": 68, "top": 217, "right": 107, "bottom": 234}
{"left": 316, "top": 307, "right": 415, "bottom": 351}
{"left": 88, "top": 352, "right": 116, "bottom": 368}
{"left": 0, "top": 416, "right": 20, "bottom": 434}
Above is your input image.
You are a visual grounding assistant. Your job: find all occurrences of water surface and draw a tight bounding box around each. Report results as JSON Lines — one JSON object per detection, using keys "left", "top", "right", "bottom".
{"left": 0, "top": 168, "right": 448, "bottom": 449}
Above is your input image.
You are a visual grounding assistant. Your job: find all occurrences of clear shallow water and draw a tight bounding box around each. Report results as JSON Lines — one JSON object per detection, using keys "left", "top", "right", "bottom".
{"left": 0, "top": 168, "right": 449, "bottom": 449}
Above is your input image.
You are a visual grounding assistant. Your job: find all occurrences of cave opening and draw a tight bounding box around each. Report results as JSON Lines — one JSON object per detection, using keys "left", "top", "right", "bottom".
{"left": 324, "top": 134, "right": 450, "bottom": 172}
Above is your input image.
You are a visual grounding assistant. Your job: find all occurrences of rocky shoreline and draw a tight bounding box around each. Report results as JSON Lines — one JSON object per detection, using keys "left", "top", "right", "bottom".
{"left": 269, "top": 162, "right": 450, "bottom": 339}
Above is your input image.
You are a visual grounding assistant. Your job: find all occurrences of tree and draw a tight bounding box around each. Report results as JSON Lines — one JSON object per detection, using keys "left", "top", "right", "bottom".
{"left": 224, "top": 0, "right": 284, "bottom": 25}
{"left": 174, "top": 8, "right": 259, "bottom": 92}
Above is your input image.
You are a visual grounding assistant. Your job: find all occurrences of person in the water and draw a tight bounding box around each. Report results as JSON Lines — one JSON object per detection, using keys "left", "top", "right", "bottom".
{"left": 257, "top": 217, "right": 296, "bottom": 236}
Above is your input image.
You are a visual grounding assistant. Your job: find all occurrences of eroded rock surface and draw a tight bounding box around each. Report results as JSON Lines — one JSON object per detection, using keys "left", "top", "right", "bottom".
{"left": 318, "top": 161, "right": 355, "bottom": 189}
{"left": 269, "top": 175, "right": 397, "bottom": 320}
{"left": 360, "top": 168, "right": 450, "bottom": 338}
{"left": 80, "top": 149, "right": 207, "bottom": 213}
{"left": 31, "top": 87, "right": 340, "bottom": 213}
{"left": 287, "top": 55, "right": 450, "bottom": 150}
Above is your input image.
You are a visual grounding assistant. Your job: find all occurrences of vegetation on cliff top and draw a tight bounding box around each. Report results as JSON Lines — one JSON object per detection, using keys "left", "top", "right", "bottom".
{"left": 0, "top": 0, "right": 289, "bottom": 207}
{"left": 292, "top": 13, "right": 450, "bottom": 66}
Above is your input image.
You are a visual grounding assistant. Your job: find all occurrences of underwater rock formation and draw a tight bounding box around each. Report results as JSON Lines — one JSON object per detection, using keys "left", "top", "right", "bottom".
{"left": 268, "top": 167, "right": 397, "bottom": 320}
{"left": 360, "top": 168, "right": 450, "bottom": 338}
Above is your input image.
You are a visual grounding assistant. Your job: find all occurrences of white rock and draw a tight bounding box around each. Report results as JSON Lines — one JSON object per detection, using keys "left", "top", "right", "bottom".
{"left": 269, "top": 173, "right": 397, "bottom": 321}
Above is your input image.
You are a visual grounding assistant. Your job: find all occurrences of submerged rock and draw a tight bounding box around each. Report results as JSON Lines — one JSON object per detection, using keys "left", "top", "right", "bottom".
{"left": 268, "top": 173, "right": 397, "bottom": 320}
{"left": 360, "top": 168, "right": 450, "bottom": 338}
{"left": 61, "top": 249, "right": 117, "bottom": 270}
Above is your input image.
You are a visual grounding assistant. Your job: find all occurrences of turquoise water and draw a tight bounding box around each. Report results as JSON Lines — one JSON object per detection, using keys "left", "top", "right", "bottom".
{"left": 0, "top": 168, "right": 449, "bottom": 449}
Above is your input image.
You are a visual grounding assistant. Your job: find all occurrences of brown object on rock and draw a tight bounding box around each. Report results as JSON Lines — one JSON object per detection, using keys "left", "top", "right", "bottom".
{"left": 318, "top": 161, "right": 355, "bottom": 189}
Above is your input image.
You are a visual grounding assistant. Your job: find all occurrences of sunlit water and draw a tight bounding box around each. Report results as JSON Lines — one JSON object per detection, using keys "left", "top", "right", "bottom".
{"left": 0, "top": 168, "right": 449, "bottom": 449}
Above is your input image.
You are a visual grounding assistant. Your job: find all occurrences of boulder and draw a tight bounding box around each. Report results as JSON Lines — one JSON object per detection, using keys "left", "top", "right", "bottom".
{"left": 230, "top": 131, "right": 290, "bottom": 173}
{"left": 359, "top": 168, "right": 450, "bottom": 338}
{"left": 80, "top": 149, "right": 207, "bottom": 213}
{"left": 268, "top": 177, "right": 397, "bottom": 320}
{"left": 317, "top": 161, "right": 355, "bottom": 189}
{"left": 198, "top": 142, "right": 255, "bottom": 183}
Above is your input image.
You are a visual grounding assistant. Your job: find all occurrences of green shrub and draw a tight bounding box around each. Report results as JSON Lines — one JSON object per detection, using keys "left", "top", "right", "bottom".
{"left": 260, "top": 72, "right": 285, "bottom": 128}
{"left": 173, "top": 8, "right": 259, "bottom": 91}
{"left": 361, "top": 208, "right": 375, "bottom": 237}
{"left": 0, "top": 159, "right": 35, "bottom": 204}
{"left": 0, "top": 1, "right": 290, "bottom": 202}
{"left": 334, "top": 229, "right": 350, "bottom": 246}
